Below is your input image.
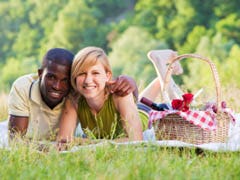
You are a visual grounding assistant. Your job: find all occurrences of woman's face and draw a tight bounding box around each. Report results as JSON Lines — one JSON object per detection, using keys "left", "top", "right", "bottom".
{"left": 76, "top": 61, "right": 111, "bottom": 99}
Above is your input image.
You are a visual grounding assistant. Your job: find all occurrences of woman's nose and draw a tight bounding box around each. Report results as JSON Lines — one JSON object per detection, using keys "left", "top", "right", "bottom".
{"left": 84, "top": 74, "right": 93, "bottom": 83}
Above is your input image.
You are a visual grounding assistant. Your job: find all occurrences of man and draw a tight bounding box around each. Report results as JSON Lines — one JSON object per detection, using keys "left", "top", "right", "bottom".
{"left": 8, "top": 48, "right": 137, "bottom": 141}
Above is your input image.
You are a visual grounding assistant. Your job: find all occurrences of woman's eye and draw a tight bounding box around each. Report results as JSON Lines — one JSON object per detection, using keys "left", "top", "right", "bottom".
{"left": 78, "top": 72, "right": 86, "bottom": 76}
{"left": 93, "top": 71, "right": 100, "bottom": 75}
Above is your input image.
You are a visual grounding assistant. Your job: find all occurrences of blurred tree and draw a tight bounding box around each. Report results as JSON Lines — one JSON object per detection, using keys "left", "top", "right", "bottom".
{"left": 182, "top": 32, "right": 235, "bottom": 96}
{"left": 134, "top": 0, "right": 232, "bottom": 50}
{"left": 0, "top": 0, "right": 69, "bottom": 92}
{"left": 215, "top": 13, "right": 240, "bottom": 44}
{"left": 108, "top": 26, "right": 168, "bottom": 89}
{"left": 0, "top": 0, "right": 240, "bottom": 95}
{"left": 181, "top": 26, "right": 207, "bottom": 54}
{"left": 46, "top": 0, "right": 103, "bottom": 53}
{"left": 213, "top": 0, "right": 240, "bottom": 18}
{"left": 28, "top": 0, "right": 70, "bottom": 60}
{"left": 134, "top": 0, "right": 176, "bottom": 36}
{"left": 12, "top": 24, "right": 39, "bottom": 58}
{"left": 85, "top": 0, "right": 134, "bottom": 22}
{"left": 0, "top": 57, "right": 38, "bottom": 90}
{"left": 220, "top": 45, "right": 240, "bottom": 87}
{"left": 0, "top": 0, "right": 29, "bottom": 62}
{"left": 182, "top": 36, "right": 214, "bottom": 94}
{"left": 0, "top": 0, "right": 69, "bottom": 63}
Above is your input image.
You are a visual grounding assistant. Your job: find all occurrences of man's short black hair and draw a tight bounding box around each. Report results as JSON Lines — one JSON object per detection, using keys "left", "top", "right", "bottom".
{"left": 41, "top": 48, "right": 74, "bottom": 69}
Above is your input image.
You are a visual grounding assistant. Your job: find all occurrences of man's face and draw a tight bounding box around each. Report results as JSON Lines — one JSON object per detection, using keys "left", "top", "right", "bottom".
{"left": 38, "top": 61, "right": 71, "bottom": 109}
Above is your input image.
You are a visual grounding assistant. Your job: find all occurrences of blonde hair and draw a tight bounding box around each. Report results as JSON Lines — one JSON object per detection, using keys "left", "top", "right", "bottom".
{"left": 71, "top": 46, "right": 112, "bottom": 91}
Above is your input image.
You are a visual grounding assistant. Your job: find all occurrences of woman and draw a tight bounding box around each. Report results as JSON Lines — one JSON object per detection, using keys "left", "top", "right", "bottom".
{"left": 58, "top": 47, "right": 143, "bottom": 142}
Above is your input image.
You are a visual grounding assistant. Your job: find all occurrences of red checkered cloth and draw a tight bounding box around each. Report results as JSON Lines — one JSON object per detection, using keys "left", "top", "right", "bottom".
{"left": 148, "top": 110, "right": 217, "bottom": 131}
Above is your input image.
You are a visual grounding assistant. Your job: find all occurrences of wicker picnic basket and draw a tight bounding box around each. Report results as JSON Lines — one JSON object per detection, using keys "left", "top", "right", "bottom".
{"left": 152, "top": 54, "right": 231, "bottom": 144}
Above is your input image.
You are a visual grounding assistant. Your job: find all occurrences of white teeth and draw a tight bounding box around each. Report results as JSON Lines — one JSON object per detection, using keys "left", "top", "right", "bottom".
{"left": 50, "top": 92, "right": 61, "bottom": 97}
{"left": 84, "top": 86, "right": 95, "bottom": 90}
{"left": 83, "top": 85, "right": 95, "bottom": 89}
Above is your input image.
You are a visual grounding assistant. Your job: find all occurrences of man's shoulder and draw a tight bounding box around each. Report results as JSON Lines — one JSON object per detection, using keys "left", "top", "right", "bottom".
{"left": 8, "top": 74, "right": 39, "bottom": 117}
{"left": 12, "top": 73, "right": 38, "bottom": 88}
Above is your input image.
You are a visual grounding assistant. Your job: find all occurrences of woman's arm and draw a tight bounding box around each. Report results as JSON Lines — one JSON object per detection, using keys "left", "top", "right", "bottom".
{"left": 113, "top": 93, "right": 143, "bottom": 141}
{"left": 57, "top": 98, "right": 78, "bottom": 143}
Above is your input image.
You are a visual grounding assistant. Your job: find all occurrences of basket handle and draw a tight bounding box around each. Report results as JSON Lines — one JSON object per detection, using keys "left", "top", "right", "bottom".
{"left": 163, "top": 54, "right": 221, "bottom": 111}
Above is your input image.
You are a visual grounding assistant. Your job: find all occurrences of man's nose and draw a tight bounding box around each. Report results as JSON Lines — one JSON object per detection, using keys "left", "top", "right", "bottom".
{"left": 53, "top": 80, "right": 61, "bottom": 90}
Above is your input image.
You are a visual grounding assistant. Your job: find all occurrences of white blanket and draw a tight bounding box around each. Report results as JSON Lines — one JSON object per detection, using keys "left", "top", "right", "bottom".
{"left": 61, "top": 140, "right": 240, "bottom": 153}
{"left": 0, "top": 120, "right": 8, "bottom": 148}
{"left": 1, "top": 113, "right": 240, "bottom": 152}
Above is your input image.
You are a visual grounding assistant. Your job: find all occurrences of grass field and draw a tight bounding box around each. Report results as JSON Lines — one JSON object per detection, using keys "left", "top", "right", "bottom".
{"left": 0, "top": 87, "right": 240, "bottom": 180}
{"left": 0, "top": 93, "right": 8, "bottom": 121}
{"left": 1, "top": 143, "right": 240, "bottom": 179}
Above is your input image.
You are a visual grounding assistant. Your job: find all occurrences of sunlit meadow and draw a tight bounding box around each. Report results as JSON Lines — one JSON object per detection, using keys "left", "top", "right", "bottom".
{"left": 0, "top": 86, "right": 240, "bottom": 179}
{"left": 0, "top": 93, "right": 8, "bottom": 121}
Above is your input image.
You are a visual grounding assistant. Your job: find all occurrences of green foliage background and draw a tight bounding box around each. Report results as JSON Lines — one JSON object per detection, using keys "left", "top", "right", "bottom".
{"left": 1, "top": 0, "right": 240, "bottom": 97}
{"left": 0, "top": 2, "right": 240, "bottom": 178}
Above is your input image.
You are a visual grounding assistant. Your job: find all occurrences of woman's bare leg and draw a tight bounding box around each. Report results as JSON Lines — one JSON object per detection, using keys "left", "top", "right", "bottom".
{"left": 138, "top": 78, "right": 160, "bottom": 101}
{"left": 146, "top": 50, "right": 183, "bottom": 101}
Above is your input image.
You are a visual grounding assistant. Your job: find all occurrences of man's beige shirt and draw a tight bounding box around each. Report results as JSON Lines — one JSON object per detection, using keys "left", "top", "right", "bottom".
{"left": 8, "top": 74, "right": 64, "bottom": 140}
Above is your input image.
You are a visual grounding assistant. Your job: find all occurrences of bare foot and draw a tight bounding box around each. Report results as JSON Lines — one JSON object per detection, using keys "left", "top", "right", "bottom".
{"left": 147, "top": 49, "right": 183, "bottom": 76}
{"left": 147, "top": 49, "right": 184, "bottom": 101}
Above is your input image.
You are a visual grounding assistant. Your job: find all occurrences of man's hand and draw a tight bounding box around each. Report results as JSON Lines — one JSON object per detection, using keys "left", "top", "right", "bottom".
{"left": 107, "top": 75, "right": 138, "bottom": 99}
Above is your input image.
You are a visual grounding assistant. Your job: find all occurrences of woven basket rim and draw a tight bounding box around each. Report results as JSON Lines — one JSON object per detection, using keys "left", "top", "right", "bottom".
{"left": 163, "top": 53, "right": 221, "bottom": 111}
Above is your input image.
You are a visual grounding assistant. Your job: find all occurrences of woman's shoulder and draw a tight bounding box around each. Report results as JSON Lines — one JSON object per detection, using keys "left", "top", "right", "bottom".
{"left": 112, "top": 93, "right": 135, "bottom": 110}
{"left": 112, "top": 93, "right": 134, "bottom": 101}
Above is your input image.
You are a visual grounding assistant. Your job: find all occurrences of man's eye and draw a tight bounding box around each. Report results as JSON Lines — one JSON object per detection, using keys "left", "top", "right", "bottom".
{"left": 47, "top": 75, "right": 55, "bottom": 80}
{"left": 62, "top": 79, "right": 69, "bottom": 84}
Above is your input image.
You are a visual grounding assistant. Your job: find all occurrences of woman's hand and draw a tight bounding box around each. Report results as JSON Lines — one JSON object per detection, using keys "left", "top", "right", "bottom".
{"left": 56, "top": 139, "right": 69, "bottom": 151}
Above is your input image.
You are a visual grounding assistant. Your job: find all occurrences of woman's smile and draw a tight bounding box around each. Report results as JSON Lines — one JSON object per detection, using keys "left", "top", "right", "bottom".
{"left": 83, "top": 84, "right": 96, "bottom": 89}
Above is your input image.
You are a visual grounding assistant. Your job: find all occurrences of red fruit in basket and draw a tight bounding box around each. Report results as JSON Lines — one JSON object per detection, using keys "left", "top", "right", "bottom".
{"left": 182, "top": 93, "right": 194, "bottom": 105}
{"left": 172, "top": 99, "right": 184, "bottom": 110}
{"left": 221, "top": 101, "right": 227, "bottom": 108}
{"left": 212, "top": 104, "right": 217, "bottom": 113}
{"left": 182, "top": 105, "right": 190, "bottom": 112}
{"left": 171, "top": 93, "right": 194, "bottom": 111}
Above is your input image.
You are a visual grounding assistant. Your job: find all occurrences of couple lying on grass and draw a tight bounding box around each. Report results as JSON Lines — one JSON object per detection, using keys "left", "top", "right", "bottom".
{"left": 8, "top": 46, "right": 183, "bottom": 149}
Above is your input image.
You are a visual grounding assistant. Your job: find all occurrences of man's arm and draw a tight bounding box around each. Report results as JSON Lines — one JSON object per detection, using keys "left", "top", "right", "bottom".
{"left": 7, "top": 75, "right": 33, "bottom": 139}
{"left": 107, "top": 75, "right": 139, "bottom": 100}
{"left": 8, "top": 115, "right": 29, "bottom": 139}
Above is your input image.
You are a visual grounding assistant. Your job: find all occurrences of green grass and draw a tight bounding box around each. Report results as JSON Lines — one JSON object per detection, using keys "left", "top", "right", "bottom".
{"left": 0, "top": 93, "right": 8, "bottom": 121}
{"left": 1, "top": 87, "right": 240, "bottom": 180}
{"left": 0, "top": 143, "right": 240, "bottom": 180}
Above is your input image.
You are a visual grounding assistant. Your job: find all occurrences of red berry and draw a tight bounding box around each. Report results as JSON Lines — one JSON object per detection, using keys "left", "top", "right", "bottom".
{"left": 221, "top": 101, "right": 227, "bottom": 108}
{"left": 212, "top": 105, "right": 217, "bottom": 113}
